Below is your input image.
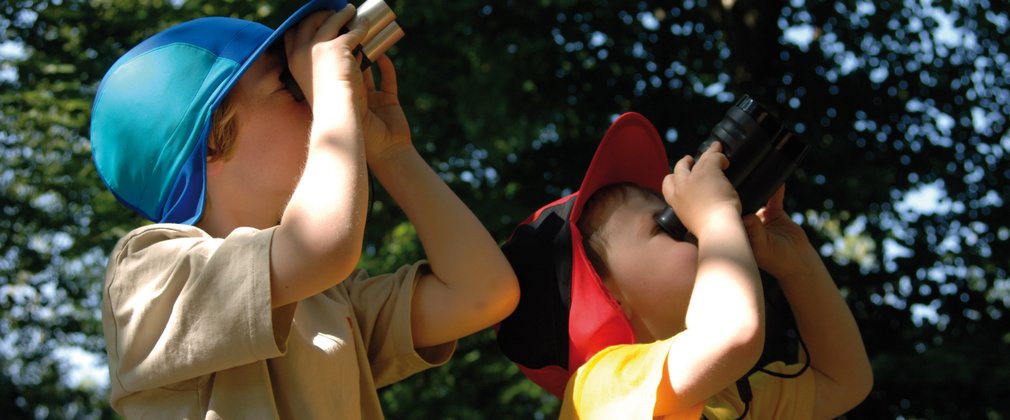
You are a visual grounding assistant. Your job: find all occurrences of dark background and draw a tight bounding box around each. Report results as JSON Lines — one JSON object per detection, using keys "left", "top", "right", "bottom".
{"left": 2, "top": 0, "right": 1008, "bottom": 418}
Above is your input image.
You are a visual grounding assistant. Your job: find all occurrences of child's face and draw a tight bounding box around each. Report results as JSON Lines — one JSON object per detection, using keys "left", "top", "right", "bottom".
{"left": 224, "top": 51, "right": 313, "bottom": 223}
{"left": 597, "top": 191, "right": 699, "bottom": 342}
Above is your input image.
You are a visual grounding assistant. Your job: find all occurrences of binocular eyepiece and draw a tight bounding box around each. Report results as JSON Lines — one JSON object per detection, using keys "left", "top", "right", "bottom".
{"left": 654, "top": 95, "right": 811, "bottom": 241}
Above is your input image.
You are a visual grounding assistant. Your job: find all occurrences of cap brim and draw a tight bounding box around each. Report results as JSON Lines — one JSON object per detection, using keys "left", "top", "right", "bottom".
{"left": 226, "top": 0, "right": 348, "bottom": 94}
{"left": 570, "top": 112, "right": 671, "bottom": 223}
{"left": 496, "top": 112, "right": 671, "bottom": 397}
{"left": 566, "top": 112, "right": 671, "bottom": 369}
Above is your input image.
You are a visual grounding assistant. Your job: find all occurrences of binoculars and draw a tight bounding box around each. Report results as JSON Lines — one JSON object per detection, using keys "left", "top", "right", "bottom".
{"left": 354, "top": 0, "right": 405, "bottom": 70}
{"left": 655, "top": 95, "right": 811, "bottom": 241}
{"left": 279, "top": 0, "right": 402, "bottom": 100}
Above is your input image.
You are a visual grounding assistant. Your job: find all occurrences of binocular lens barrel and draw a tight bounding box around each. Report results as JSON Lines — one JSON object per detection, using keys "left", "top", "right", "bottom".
{"left": 654, "top": 95, "right": 808, "bottom": 241}
{"left": 356, "top": 0, "right": 404, "bottom": 70}
{"left": 737, "top": 129, "right": 810, "bottom": 214}
{"left": 707, "top": 103, "right": 778, "bottom": 187}
{"left": 360, "top": 22, "right": 405, "bottom": 68}
{"left": 358, "top": 0, "right": 398, "bottom": 41}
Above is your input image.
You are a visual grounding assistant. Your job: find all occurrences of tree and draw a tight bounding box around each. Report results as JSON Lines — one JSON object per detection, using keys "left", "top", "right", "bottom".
{"left": 2, "top": 0, "right": 1007, "bottom": 418}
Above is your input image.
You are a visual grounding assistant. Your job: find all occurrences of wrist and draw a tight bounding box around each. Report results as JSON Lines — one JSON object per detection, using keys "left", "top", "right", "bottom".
{"left": 313, "top": 86, "right": 366, "bottom": 123}
{"left": 367, "top": 143, "right": 418, "bottom": 177}
{"left": 691, "top": 205, "right": 743, "bottom": 238}
{"left": 767, "top": 244, "right": 824, "bottom": 283}
{"left": 309, "top": 122, "right": 363, "bottom": 152}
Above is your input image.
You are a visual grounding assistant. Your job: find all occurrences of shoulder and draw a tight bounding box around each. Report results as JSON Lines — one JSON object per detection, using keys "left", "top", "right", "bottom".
{"left": 106, "top": 224, "right": 273, "bottom": 286}
{"left": 111, "top": 224, "right": 273, "bottom": 259}
{"left": 563, "top": 340, "right": 675, "bottom": 419}
{"left": 105, "top": 224, "right": 213, "bottom": 289}
{"left": 112, "top": 223, "right": 211, "bottom": 254}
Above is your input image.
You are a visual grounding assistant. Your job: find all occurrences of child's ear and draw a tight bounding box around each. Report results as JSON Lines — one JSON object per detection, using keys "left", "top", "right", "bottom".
{"left": 601, "top": 276, "right": 630, "bottom": 315}
{"left": 600, "top": 276, "right": 619, "bottom": 301}
{"left": 206, "top": 156, "right": 225, "bottom": 177}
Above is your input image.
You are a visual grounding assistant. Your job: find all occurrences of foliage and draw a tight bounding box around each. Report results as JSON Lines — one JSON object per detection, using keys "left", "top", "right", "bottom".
{"left": 2, "top": 0, "right": 1008, "bottom": 418}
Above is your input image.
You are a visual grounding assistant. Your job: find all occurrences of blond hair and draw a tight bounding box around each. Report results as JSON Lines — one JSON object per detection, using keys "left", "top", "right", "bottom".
{"left": 577, "top": 183, "right": 662, "bottom": 280}
{"left": 207, "top": 93, "right": 239, "bottom": 162}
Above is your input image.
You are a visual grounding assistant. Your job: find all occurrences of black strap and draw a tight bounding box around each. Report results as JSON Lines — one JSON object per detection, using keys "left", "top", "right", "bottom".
{"left": 733, "top": 377, "right": 753, "bottom": 419}
{"left": 701, "top": 335, "right": 810, "bottom": 419}
{"left": 758, "top": 335, "right": 810, "bottom": 379}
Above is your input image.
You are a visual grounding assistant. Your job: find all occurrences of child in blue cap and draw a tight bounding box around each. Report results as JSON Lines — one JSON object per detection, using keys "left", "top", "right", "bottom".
{"left": 90, "top": 1, "right": 519, "bottom": 417}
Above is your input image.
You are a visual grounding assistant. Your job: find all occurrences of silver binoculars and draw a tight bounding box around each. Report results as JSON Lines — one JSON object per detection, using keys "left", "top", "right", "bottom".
{"left": 354, "top": 0, "right": 405, "bottom": 69}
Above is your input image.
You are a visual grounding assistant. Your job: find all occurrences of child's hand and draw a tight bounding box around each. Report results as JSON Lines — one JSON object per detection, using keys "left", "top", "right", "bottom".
{"left": 745, "top": 185, "right": 875, "bottom": 418}
{"left": 360, "top": 55, "right": 412, "bottom": 166}
{"left": 743, "top": 186, "right": 814, "bottom": 278}
{"left": 661, "top": 142, "right": 742, "bottom": 237}
{"left": 284, "top": 5, "right": 370, "bottom": 120}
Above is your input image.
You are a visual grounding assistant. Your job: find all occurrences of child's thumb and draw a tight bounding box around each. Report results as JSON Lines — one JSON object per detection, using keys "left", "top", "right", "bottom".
{"left": 743, "top": 214, "right": 764, "bottom": 240}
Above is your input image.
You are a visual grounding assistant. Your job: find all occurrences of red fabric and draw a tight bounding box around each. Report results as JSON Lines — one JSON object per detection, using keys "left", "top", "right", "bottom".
{"left": 506, "top": 113, "right": 671, "bottom": 397}
{"left": 566, "top": 113, "right": 669, "bottom": 370}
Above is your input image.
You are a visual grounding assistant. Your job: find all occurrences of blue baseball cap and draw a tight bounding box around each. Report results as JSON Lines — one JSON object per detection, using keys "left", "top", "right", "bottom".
{"left": 90, "top": 0, "right": 347, "bottom": 224}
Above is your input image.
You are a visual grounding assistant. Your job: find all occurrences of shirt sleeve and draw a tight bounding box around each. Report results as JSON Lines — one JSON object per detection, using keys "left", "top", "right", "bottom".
{"left": 103, "top": 224, "right": 295, "bottom": 394}
{"left": 345, "top": 261, "right": 456, "bottom": 387}
{"left": 560, "top": 337, "right": 704, "bottom": 420}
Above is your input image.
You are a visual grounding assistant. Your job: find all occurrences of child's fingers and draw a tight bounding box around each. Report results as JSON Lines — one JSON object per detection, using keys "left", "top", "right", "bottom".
{"left": 336, "top": 15, "right": 370, "bottom": 49}
{"left": 671, "top": 155, "right": 694, "bottom": 193}
{"left": 286, "top": 10, "right": 333, "bottom": 67}
{"left": 283, "top": 29, "right": 295, "bottom": 57}
{"left": 314, "top": 5, "right": 357, "bottom": 42}
{"left": 766, "top": 185, "right": 786, "bottom": 211}
{"left": 743, "top": 214, "right": 767, "bottom": 249}
{"left": 697, "top": 142, "right": 729, "bottom": 171}
{"left": 292, "top": 10, "right": 336, "bottom": 47}
{"left": 363, "top": 64, "right": 376, "bottom": 91}
{"left": 694, "top": 152, "right": 728, "bottom": 173}
{"left": 753, "top": 186, "right": 786, "bottom": 225}
{"left": 374, "top": 55, "right": 398, "bottom": 95}
{"left": 673, "top": 154, "right": 694, "bottom": 178}
{"left": 661, "top": 173, "right": 677, "bottom": 203}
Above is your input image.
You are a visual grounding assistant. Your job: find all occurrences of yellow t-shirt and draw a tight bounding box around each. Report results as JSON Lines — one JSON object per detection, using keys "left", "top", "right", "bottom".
{"left": 102, "top": 224, "right": 456, "bottom": 418}
{"left": 560, "top": 335, "right": 815, "bottom": 420}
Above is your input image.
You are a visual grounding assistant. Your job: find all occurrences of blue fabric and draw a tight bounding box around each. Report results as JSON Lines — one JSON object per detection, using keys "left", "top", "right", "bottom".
{"left": 91, "top": 0, "right": 347, "bottom": 224}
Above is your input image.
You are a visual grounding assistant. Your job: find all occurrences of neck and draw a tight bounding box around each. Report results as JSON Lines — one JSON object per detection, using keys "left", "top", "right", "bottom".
{"left": 196, "top": 197, "right": 278, "bottom": 238}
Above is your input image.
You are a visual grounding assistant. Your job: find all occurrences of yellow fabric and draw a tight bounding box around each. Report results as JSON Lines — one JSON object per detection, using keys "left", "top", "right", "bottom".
{"left": 103, "top": 224, "right": 455, "bottom": 419}
{"left": 560, "top": 336, "right": 815, "bottom": 420}
{"left": 700, "top": 361, "right": 815, "bottom": 419}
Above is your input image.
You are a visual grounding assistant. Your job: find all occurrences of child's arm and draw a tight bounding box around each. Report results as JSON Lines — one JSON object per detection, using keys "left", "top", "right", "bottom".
{"left": 656, "top": 143, "right": 766, "bottom": 414}
{"left": 357, "top": 56, "right": 520, "bottom": 348}
{"left": 269, "top": 7, "right": 372, "bottom": 307}
{"left": 744, "top": 186, "right": 874, "bottom": 418}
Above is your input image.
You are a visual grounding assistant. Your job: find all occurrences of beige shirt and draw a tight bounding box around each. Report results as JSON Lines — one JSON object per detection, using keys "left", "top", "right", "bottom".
{"left": 102, "top": 224, "right": 455, "bottom": 419}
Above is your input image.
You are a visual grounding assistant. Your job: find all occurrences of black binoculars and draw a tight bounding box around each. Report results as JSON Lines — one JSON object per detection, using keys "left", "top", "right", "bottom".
{"left": 654, "top": 95, "right": 810, "bottom": 241}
